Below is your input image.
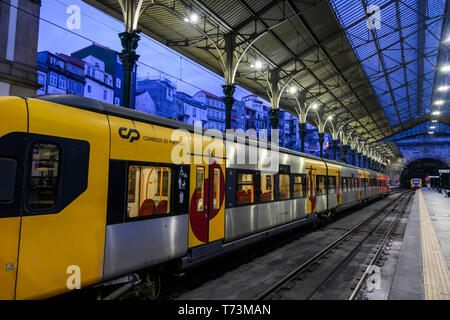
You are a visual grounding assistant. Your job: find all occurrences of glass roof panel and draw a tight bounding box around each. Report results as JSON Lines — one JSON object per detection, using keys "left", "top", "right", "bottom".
{"left": 330, "top": 0, "right": 446, "bottom": 127}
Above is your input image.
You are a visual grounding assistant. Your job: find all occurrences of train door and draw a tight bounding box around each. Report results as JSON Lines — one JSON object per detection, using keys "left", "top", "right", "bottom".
{"left": 0, "top": 97, "right": 28, "bottom": 299}
{"left": 306, "top": 166, "right": 317, "bottom": 214}
{"left": 208, "top": 161, "right": 225, "bottom": 243}
{"left": 189, "top": 164, "right": 210, "bottom": 247}
{"left": 189, "top": 160, "right": 225, "bottom": 247}
{"left": 337, "top": 170, "right": 342, "bottom": 206}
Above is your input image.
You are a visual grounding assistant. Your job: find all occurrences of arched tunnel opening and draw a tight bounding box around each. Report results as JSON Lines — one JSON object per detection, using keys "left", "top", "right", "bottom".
{"left": 400, "top": 158, "right": 449, "bottom": 188}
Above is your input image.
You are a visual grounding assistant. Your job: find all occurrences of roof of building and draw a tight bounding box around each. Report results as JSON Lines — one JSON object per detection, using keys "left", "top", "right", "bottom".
{"left": 71, "top": 42, "right": 118, "bottom": 55}
{"left": 57, "top": 53, "right": 85, "bottom": 69}
{"left": 195, "top": 90, "right": 222, "bottom": 101}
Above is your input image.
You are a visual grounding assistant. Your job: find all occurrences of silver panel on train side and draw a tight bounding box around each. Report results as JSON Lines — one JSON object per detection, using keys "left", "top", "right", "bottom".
{"left": 226, "top": 140, "right": 307, "bottom": 174}
{"left": 226, "top": 198, "right": 310, "bottom": 242}
{"left": 277, "top": 200, "right": 293, "bottom": 225}
{"left": 257, "top": 202, "right": 277, "bottom": 231}
{"left": 278, "top": 152, "right": 307, "bottom": 174}
{"left": 103, "top": 215, "right": 189, "bottom": 280}
{"left": 225, "top": 205, "right": 258, "bottom": 241}
{"left": 316, "top": 194, "right": 327, "bottom": 213}
{"left": 292, "top": 198, "right": 307, "bottom": 220}
{"left": 328, "top": 192, "right": 338, "bottom": 209}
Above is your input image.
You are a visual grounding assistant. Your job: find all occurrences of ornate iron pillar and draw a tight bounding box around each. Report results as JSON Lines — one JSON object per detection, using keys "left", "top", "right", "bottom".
{"left": 119, "top": 31, "right": 140, "bottom": 108}
{"left": 350, "top": 148, "right": 356, "bottom": 166}
{"left": 318, "top": 132, "right": 325, "bottom": 158}
{"left": 299, "top": 122, "right": 307, "bottom": 153}
{"left": 342, "top": 144, "right": 349, "bottom": 164}
{"left": 332, "top": 139, "right": 339, "bottom": 160}
{"left": 357, "top": 152, "right": 362, "bottom": 168}
{"left": 269, "top": 109, "right": 280, "bottom": 130}
{"left": 223, "top": 33, "right": 235, "bottom": 130}
{"left": 223, "top": 84, "right": 235, "bottom": 130}
{"left": 269, "top": 69, "right": 280, "bottom": 131}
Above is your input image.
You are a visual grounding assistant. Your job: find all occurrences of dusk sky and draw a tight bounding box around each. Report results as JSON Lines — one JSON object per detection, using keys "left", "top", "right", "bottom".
{"left": 38, "top": 0, "right": 260, "bottom": 101}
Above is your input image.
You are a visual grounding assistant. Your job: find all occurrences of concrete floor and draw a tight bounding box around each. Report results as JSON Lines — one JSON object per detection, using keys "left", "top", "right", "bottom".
{"left": 390, "top": 189, "right": 450, "bottom": 300}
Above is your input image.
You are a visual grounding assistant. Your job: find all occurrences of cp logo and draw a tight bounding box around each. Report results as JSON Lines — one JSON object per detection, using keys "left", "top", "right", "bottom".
{"left": 119, "top": 127, "right": 140, "bottom": 143}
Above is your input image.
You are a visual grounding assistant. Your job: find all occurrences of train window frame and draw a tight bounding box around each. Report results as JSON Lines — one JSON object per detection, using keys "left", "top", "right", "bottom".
{"left": 328, "top": 176, "right": 337, "bottom": 194}
{"left": 195, "top": 166, "right": 205, "bottom": 212}
{"left": 235, "top": 170, "right": 255, "bottom": 206}
{"left": 260, "top": 173, "right": 274, "bottom": 203}
{"left": 125, "top": 161, "right": 175, "bottom": 221}
{"left": 293, "top": 174, "right": 306, "bottom": 199}
{"left": 316, "top": 175, "right": 326, "bottom": 195}
{"left": 27, "top": 142, "right": 61, "bottom": 212}
{"left": 278, "top": 173, "right": 291, "bottom": 200}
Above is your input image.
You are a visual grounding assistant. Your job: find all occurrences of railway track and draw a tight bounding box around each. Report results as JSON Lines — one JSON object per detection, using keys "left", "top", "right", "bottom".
{"left": 256, "top": 190, "right": 414, "bottom": 300}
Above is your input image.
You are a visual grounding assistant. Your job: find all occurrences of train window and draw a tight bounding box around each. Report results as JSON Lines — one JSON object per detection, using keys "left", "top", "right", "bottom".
{"left": 28, "top": 143, "right": 60, "bottom": 210}
{"left": 261, "top": 174, "right": 274, "bottom": 202}
{"left": 212, "top": 168, "right": 221, "bottom": 210}
{"left": 293, "top": 175, "right": 306, "bottom": 198}
{"left": 279, "top": 174, "right": 290, "bottom": 200}
{"left": 127, "top": 165, "right": 171, "bottom": 218}
{"left": 196, "top": 167, "right": 205, "bottom": 211}
{"left": 237, "top": 173, "right": 254, "bottom": 205}
{"left": 316, "top": 175, "right": 325, "bottom": 195}
{"left": 328, "top": 176, "right": 336, "bottom": 194}
{"left": 342, "top": 177, "right": 348, "bottom": 191}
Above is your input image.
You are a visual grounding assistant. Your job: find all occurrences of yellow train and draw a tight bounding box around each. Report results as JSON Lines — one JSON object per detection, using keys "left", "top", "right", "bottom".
{"left": 0, "top": 95, "right": 390, "bottom": 299}
{"left": 410, "top": 178, "right": 422, "bottom": 188}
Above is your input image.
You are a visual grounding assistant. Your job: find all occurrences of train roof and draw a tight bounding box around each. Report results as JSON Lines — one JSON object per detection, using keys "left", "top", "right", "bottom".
{"left": 30, "top": 95, "right": 385, "bottom": 175}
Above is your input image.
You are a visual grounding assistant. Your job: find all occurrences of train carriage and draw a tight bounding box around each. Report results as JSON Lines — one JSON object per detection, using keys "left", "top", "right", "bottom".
{"left": 0, "top": 95, "right": 390, "bottom": 299}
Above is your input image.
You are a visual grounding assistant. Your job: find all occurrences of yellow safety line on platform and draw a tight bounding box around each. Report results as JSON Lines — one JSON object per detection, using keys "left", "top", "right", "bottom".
{"left": 418, "top": 189, "right": 450, "bottom": 300}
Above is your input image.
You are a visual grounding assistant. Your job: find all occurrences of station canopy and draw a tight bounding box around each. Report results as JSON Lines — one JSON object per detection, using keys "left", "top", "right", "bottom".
{"left": 84, "top": 0, "right": 450, "bottom": 159}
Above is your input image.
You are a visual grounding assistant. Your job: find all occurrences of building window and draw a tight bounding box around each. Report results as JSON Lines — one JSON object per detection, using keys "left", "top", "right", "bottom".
{"left": 116, "top": 78, "right": 121, "bottom": 88}
{"left": 76, "top": 83, "right": 83, "bottom": 95}
{"left": 50, "top": 57, "right": 56, "bottom": 65}
{"left": 58, "top": 76, "right": 66, "bottom": 89}
{"left": 87, "top": 85, "right": 92, "bottom": 93}
{"left": 115, "top": 97, "right": 120, "bottom": 106}
{"left": 38, "top": 73, "right": 45, "bottom": 85}
{"left": 127, "top": 165, "right": 171, "bottom": 218}
{"left": 261, "top": 174, "right": 274, "bottom": 202}
{"left": 49, "top": 72, "right": 57, "bottom": 86}
{"left": 103, "top": 90, "right": 108, "bottom": 100}
{"left": 279, "top": 174, "right": 290, "bottom": 200}
{"left": 193, "top": 108, "right": 196, "bottom": 117}
{"left": 28, "top": 143, "right": 60, "bottom": 210}
{"left": 237, "top": 173, "right": 254, "bottom": 205}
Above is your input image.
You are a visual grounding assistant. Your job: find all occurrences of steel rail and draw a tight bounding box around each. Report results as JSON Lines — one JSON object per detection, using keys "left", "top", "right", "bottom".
{"left": 255, "top": 190, "right": 413, "bottom": 300}
{"left": 348, "top": 191, "right": 414, "bottom": 300}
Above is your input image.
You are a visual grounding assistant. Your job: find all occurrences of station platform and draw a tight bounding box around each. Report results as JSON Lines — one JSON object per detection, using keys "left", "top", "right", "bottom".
{"left": 390, "top": 189, "right": 450, "bottom": 300}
